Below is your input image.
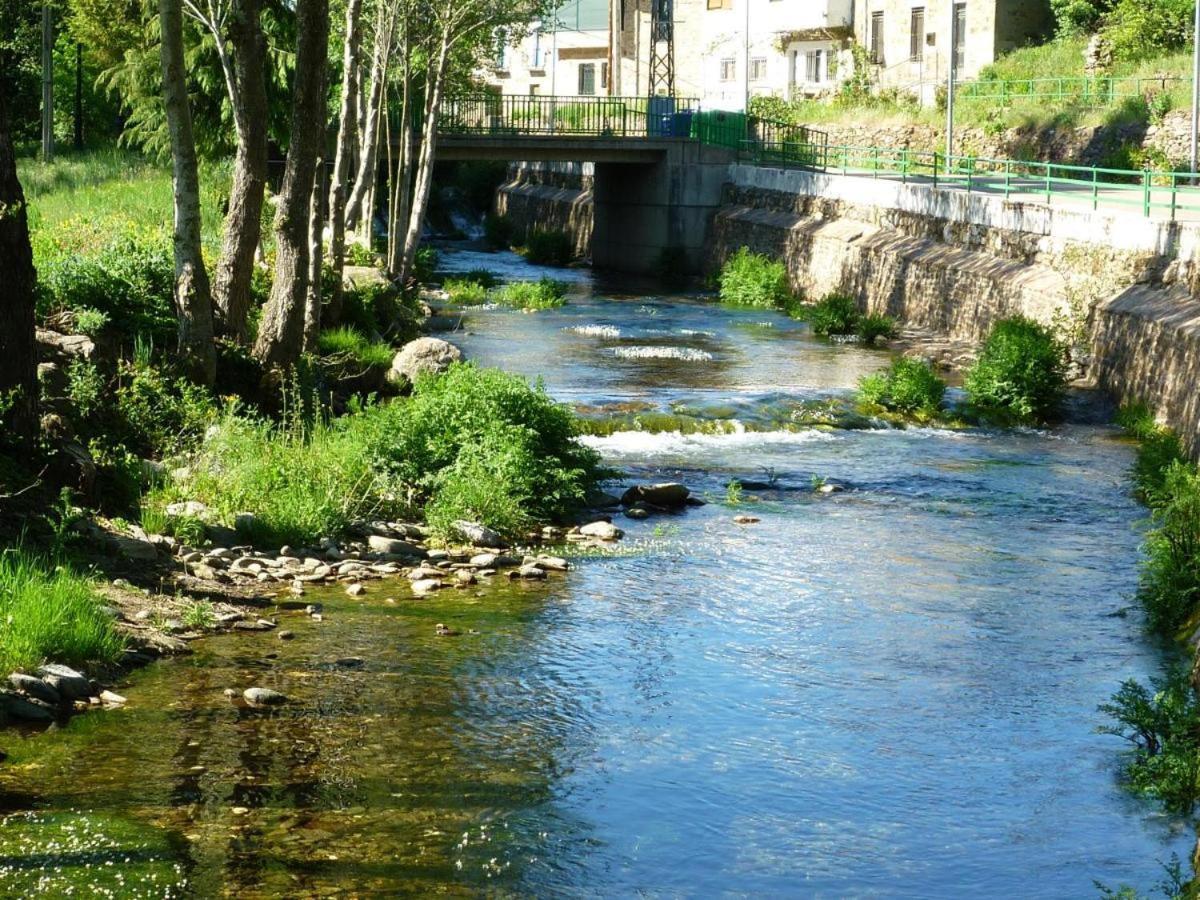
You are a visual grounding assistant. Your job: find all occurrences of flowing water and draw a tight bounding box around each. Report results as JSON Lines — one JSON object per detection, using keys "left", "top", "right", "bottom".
{"left": 0, "top": 250, "right": 1193, "bottom": 897}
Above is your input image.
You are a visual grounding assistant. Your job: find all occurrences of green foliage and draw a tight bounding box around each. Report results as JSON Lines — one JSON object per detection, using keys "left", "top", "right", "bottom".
{"left": 66, "top": 359, "right": 105, "bottom": 419}
{"left": 1051, "top": 0, "right": 1113, "bottom": 36}
{"left": 182, "top": 600, "right": 216, "bottom": 630}
{"left": 340, "top": 283, "right": 409, "bottom": 340}
{"left": 345, "top": 243, "right": 379, "bottom": 267}
{"left": 317, "top": 326, "right": 394, "bottom": 369}
{"left": 114, "top": 358, "right": 219, "bottom": 458}
{"left": 725, "top": 479, "right": 744, "bottom": 505}
{"left": 808, "top": 293, "right": 860, "bottom": 336}
{"left": 0, "top": 547, "right": 124, "bottom": 673}
{"left": 444, "top": 277, "right": 491, "bottom": 305}
{"left": 367, "top": 364, "right": 605, "bottom": 540}
{"left": 524, "top": 229, "right": 574, "bottom": 267}
{"left": 1118, "top": 402, "right": 1188, "bottom": 503}
{"left": 73, "top": 307, "right": 111, "bottom": 336}
{"left": 484, "top": 212, "right": 514, "bottom": 250}
{"left": 1099, "top": 668, "right": 1200, "bottom": 812}
{"left": 490, "top": 278, "right": 568, "bottom": 310}
{"left": 1104, "top": 0, "right": 1194, "bottom": 61}
{"left": 718, "top": 247, "right": 792, "bottom": 309}
{"left": 1139, "top": 461, "right": 1200, "bottom": 635}
{"left": 858, "top": 358, "right": 947, "bottom": 419}
{"left": 412, "top": 247, "right": 439, "bottom": 284}
{"left": 858, "top": 313, "right": 897, "bottom": 346}
{"left": 964, "top": 317, "right": 1068, "bottom": 423}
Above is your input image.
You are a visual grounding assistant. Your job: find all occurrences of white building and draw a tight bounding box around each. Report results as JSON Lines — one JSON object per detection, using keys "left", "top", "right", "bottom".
{"left": 484, "top": 0, "right": 610, "bottom": 97}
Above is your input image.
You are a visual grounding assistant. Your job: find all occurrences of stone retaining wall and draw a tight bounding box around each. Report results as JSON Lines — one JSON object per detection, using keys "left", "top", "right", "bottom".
{"left": 710, "top": 164, "right": 1200, "bottom": 453}
{"left": 495, "top": 162, "right": 594, "bottom": 258}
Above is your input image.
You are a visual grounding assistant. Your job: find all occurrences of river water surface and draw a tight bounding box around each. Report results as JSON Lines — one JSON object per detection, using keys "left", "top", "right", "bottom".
{"left": 0, "top": 251, "right": 1192, "bottom": 897}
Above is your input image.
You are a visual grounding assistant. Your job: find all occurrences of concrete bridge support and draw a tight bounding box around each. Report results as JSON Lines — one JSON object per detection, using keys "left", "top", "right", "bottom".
{"left": 591, "top": 141, "right": 733, "bottom": 275}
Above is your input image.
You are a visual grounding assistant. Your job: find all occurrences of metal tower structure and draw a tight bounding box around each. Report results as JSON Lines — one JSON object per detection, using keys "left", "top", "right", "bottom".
{"left": 648, "top": 0, "right": 675, "bottom": 97}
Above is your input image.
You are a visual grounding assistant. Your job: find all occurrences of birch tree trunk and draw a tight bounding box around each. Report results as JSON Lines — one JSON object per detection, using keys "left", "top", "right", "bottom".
{"left": 0, "top": 67, "right": 38, "bottom": 443}
{"left": 211, "top": 0, "right": 268, "bottom": 341}
{"left": 386, "top": 38, "right": 412, "bottom": 277}
{"left": 398, "top": 29, "right": 449, "bottom": 284}
{"left": 159, "top": 0, "right": 217, "bottom": 384}
{"left": 344, "top": 8, "right": 393, "bottom": 231}
{"left": 303, "top": 154, "right": 325, "bottom": 352}
{"left": 326, "top": 0, "right": 363, "bottom": 324}
{"left": 252, "top": 0, "right": 330, "bottom": 369}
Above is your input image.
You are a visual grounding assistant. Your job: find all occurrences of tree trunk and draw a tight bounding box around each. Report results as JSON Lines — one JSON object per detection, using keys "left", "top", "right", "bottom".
{"left": 326, "top": 0, "right": 363, "bottom": 325}
{"left": 344, "top": 9, "right": 392, "bottom": 231}
{"left": 211, "top": 0, "right": 268, "bottom": 342}
{"left": 252, "top": 0, "right": 330, "bottom": 369}
{"left": 386, "top": 45, "right": 412, "bottom": 277}
{"left": 0, "top": 67, "right": 39, "bottom": 444}
{"left": 159, "top": 0, "right": 217, "bottom": 384}
{"left": 74, "top": 43, "right": 83, "bottom": 149}
{"left": 303, "top": 154, "right": 325, "bottom": 352}
{"left": 398, "top": 30, "right": 449, "bottom": 284}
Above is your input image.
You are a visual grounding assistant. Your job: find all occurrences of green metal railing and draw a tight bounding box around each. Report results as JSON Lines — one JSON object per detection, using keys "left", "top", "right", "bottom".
{"left": 740, "top": 140, "right": 1200, "bottom": 221}
{"left": 955, "top": 74, "right": 1186, "bottom": 108}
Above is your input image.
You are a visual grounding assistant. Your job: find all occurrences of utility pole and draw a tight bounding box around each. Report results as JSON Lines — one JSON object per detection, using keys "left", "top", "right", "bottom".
{"left": 1191, "top": 0, "right": 1199, "bottom": 175}
{"left": 944, "top": 0, "right": 956, "bottom": 168}
{"left": 41, "top": 2, "right": 54, "bottom": 162}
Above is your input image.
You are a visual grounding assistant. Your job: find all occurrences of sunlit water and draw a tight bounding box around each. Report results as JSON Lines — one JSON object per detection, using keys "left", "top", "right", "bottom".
{"left": 0, "top": 248, "right": 1191, "bottom": 897}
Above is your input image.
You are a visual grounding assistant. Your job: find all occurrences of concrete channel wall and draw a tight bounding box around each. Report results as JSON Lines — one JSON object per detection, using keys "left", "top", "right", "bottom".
{"left": 711, "top": 165, "right": 1200, "bottom": 455}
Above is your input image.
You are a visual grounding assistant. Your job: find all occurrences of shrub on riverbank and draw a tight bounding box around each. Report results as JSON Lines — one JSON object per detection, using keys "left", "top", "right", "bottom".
{"left": 858, "top": 357, "right": 946, "bottom": 419}
{"left": 808, "top": 293, "right": 859, "bottom": 336}
{"left": 444, "top": 277, "right": 490, "bottom": 305}
{"left": 1138, "top": 461, "right": 1200, "bottom": 635}
{"left": 524, "top": 229, "right": 573, "bottom": 266}
{"left": 0, "top": 549, "right": 124, "bottom": 673}
{"left": 146, "top": 364, "right": 603, "bottom": 545}
{"left": 964, "top": 317, "right": 1067, "bottom": 423}
{"left": 318, "top": 327, "right": 395, "bottom": 369}
{"left": 491, "top": 278, "right": 568, "bottom": 310}
{"left": 718, "top": 247, "right": 792, "bottom": 309}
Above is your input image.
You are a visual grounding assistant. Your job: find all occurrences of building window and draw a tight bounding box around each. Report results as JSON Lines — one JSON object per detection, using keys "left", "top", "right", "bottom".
{"left": 720, "top": 57, "right": 736, "bottom": 81}
{"left": 578, "top": 63, "right": 596, "bottom": 95}
{"left": 869, "top": 12, "right": 884, "bottom": 65}
{"left": 531, "top": 28, "right": 544, "bottom": 69}
{"left": 749, "top": 57, "right": 767, "bottom": 81}
{"left": 530, "top": 84, "right": 540, "bottom": 96}
{"left": 601, "top": 61, "right": 609, "bottom": 90}
{"left": 910, "top": 7, "right": 924, "bottom": 62}
{"left": 953, "top": 3, "right": 966, "bottom": 70}
{"left": 494, "top": 29, "right": 509, "bottom": 70}
{"left": 805, "top": 49, "right": 823, "bottom": 83}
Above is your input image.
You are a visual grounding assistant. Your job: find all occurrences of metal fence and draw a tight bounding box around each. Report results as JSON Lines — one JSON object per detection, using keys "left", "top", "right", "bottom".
{"left": 436, "top": 95, "right": 701, "bottom": 138}
{"left": 955, "top": 74, "right": 1186, "bottom": 108}
{"left": 743, "top": 141, "right": 1200, "bottom": 221}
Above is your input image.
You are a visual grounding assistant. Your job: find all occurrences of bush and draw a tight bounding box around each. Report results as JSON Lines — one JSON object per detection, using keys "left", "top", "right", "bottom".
{"left": 858, "top": 313, "right": 897, "bottom": 346}
{"left": 484, "top": 212, "right": 514, "bottom": 250}
{"left": 857, "top": 357, "right": 946, "bottom": 418}
{"left": 808, "top": 293, "right": 860, "bottom": 336}
{"left": 1138, "top": 461, "right": 1200, "bottom": 635}
{"left": 964, "top": 317, "right": 1067, "bottom": 423}
{"left": 443, "top": 277, "right": 491, "bottom": 305}
{"left": 0, "top": 548, "right": 125, "bottom": 673}
{"left": 412, "top": 247, "right": 439, "bottom": 283}
{"left": 1099, "top": 667, "right": 1200, "bottom": 812}
{"left": 114, "top": 359, "right": 220, "bottom": 458}
{"left": 340, "top": 282, "right": 407, "bottom": 338}
{"left": 1117, "top": 402, "right": 1187, "bottom": 504}
{"left": 490, "top": 278, "right": 568, "bottom": 310}
{"left": 367, "top": 364, "right": 604, "bottom": 540}
{"left": 345, "top": 243, "right": 378, "bottom": 267}
{"left": 718, "top": 247, "right": 791, "bottom": 309}
{"left": 524, "top": 229, "right": 574, "bottom": 266}
{"left": 1104, "top": 0, "right": 1193, "bottom": 61}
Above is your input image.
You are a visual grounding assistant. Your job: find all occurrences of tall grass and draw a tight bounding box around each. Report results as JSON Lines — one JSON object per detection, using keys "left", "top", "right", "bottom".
{"left": 0, "top": 548, "right": 124, "bottom": 673}
{"left": 491, "top": 278, "right": 568, "bottom": 310}
{"left": 317, "top": 326, "right": 395, "bottom": 368}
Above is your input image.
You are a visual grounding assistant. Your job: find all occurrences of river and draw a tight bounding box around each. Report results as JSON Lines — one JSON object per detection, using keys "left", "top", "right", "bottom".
{"left": 0, "top": 249, "right": 1191, "bottom": 897}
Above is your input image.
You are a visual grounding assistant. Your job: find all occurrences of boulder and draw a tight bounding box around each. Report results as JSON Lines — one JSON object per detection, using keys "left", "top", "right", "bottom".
{"left": 579, "top": 521, "right": 624, "bottom": 541}
{"left": 243, "top": 687, "right": 287, "bottom": 706}
{"left": 515, "top": 564, "right": 547, "bottom": 580}
{"left": 1, "top": 691, "right": 54, "bottom": 722}
{"left": 36, "top": 329, "right": 96, "bottom": 361}
{"left": 453, "top": 521, "right": 504, "bottom": 549}
{"left": 411, "top": 578, "right": 444, "bottom": 595}
{"left": 8, "top": 673, "right": 60, "bottom": 706}
{"left": 388, "top": 337, "right": 462, "bottom": 386}
{"left": 621, "top": 482, "right": 690, "bottom": 509}
{"left": 107, "top": 531, "right": 159, "bottom": 561}
{"left": 367, "top": 535, "right": 422, "bottom": 557}
{"left": 166, "top": 500, "right": 208, "bottom": 518}
{"left": 36, "top": 664, "right": 92, "bottom": 701}
{"left": 342, "top": 265, "right": 393, "bottom": 293}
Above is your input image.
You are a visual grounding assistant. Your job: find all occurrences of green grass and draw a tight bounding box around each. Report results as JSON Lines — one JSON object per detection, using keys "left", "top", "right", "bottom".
{"left": 317, "top": 326, "right": 395, "bottom": 368}
{"left": 807, "top": 293, "right": 860, "bottom": 337}
{"left": 490, "top": 278, "right": 569, "bottom": 310}
{"left": 0, "top": 548, "right": 124, "bottom": 673}
{"left": 443, "top": 277, "right": 491, "bottom": 305}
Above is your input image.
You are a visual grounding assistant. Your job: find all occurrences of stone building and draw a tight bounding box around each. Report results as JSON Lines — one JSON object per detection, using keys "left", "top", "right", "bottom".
{"left": 484, "top": 0, "right": 610, "bottom": 97}
{"left": 854, "top": 0, "right": 1053, "bottom": 103}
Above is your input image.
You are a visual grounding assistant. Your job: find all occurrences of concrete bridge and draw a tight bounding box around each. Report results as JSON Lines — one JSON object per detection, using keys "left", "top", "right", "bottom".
{"left": 425, "top": 96, "right": 740, "bottom": 274}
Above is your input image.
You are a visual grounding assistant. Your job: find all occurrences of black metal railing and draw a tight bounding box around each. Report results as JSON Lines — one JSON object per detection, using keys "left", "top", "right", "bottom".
{"left": 435, "top": 94, "right": 701, "bottom": 138}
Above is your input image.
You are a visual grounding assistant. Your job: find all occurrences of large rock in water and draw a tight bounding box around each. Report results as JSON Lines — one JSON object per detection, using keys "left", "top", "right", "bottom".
{"left": 37, "top": 664, "right": 93, "bottom": 701}
{"left": 388, "top": 338, "right": 462, "bottom": 386}
{"left": 621, "top": 482, "right": 690, "bottom": 509}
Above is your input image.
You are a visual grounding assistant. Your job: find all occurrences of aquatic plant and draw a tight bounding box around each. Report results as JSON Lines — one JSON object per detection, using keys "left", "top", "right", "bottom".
{"left": 858, "top": 313, "right": 898, "bottom": 346}
{"left": 857, "top": 357, "right": 946, "bottom": 419}
{"left": 490, "top": 278, "right": 568, "bottom": 310}
{"left": 524, "top": 229, "right": 574, "bottom": 266}
{"left": 725, "top": 479, "right": 744, "bottom": 505}
{"left": 807, "top": 293, "right": 860, "bottom": 337}
{"left": 718, "top": 247, "right": 792, "bottom": 309}
{"left": 964, "top": 316, "right": 1067, "bottom": 424}
{"left": 443, "top": 277, "right": 491, "bottom": 305}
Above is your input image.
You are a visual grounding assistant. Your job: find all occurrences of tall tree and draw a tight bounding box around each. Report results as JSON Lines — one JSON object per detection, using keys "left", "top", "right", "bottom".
{"left": 211, "top": 0, "right": 269, "bottom": 340}
{"left": 159, "top": 0, "right": 217, "bottom": 384}
{"left": 344, "top": 2, "right": 392, "bottom": 235}
{"left": 325, "top": 0, "right": 363, "bottom": 323}
{"left": 253, "top": 0, "right": 330, "bottom": 368}
{"left": 0, "top": 17, "right": 39, "bottom": 444}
